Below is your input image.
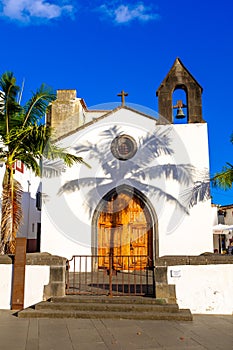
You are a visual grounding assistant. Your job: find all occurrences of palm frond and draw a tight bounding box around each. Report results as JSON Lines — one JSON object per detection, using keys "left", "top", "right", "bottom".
{"left": 212, "top": 132, "right": 233, "bottom": 190}
{"left": 23, "top": 124, "right": 51, "bottom": 154}
{"left": 212, "top": 164, "right": 233, "bottom": 190}
{"left": 16, "top": 152, "right": 41, "bottom": 176}
{"left": 60, "top": 151, "right": 89, "bottom": 168}
{"left": 22, "top": 84, "right": 55, "bottom": 126}
{"left": 44, "top": 141, "right": 89, "bottom": 168}
{"left": 5, "top": 124, "right": 89, "bottom": 175}
{"left": 0, "top": 72, "right": 20, "bottom": 110}
{"left": 5, "top": 123, "right": 50, "bottom": 153}
{"left": 0, "top": 71, "right": 22, "bottom": 135}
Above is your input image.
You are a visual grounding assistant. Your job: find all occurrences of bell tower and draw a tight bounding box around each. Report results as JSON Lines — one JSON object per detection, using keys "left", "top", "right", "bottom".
{"left": 156, "top": 58, "right": 205, "bottom": 124}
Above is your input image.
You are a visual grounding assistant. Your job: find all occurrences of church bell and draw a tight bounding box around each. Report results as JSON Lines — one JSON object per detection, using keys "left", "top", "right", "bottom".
{"left": 175, "top": 107, "right": 185, "bottom": 119}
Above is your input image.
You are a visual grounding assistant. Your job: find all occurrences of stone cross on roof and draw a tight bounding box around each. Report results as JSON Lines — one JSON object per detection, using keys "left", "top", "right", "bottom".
{"left": 117, "top": 90, "right": 128, "bottom": 106}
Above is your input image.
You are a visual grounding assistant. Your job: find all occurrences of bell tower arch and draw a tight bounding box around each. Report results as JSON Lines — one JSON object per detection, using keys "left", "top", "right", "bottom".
{"left": 156, "top": 58, "right": 205, "bottom": 124}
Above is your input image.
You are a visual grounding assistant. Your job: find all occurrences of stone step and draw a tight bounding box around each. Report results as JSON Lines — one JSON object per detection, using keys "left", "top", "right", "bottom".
{"left": 35, "top": 301, "right": 179, "bottom": 313}
{"left": 18, "top": 307, "right": 192, "bottom": 321}
{"left": 17, "top": 296, "right": 193, "bottom": 321}
{"left": 51, "top": 296, "right": 167, "bottom": 305}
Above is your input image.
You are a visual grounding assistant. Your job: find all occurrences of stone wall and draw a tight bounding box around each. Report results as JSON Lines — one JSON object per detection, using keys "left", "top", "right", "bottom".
{"left": 46, "top": 89, "right": 83, "bottom": 139}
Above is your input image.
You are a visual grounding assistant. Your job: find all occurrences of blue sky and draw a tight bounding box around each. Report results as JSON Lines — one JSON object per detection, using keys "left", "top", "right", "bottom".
{"left": 0, "top": 0, "right": 232, "bottom": 205}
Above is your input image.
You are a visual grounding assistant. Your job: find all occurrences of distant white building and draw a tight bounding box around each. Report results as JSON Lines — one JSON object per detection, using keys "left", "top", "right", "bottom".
{"left": 214, "top": 204, "right": 233, "bottom": 253}
{"left": 0, "top": 159, "right": 41, "bottom": 252}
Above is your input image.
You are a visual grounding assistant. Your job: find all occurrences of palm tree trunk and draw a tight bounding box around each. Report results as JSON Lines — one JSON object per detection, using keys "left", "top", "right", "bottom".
{"left": 0, "top": 167, "right": 23, "bottom": 254}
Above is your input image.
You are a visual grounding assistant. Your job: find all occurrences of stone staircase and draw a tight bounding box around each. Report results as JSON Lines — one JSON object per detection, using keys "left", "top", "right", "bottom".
{"left": 17, "top": 296, "right": 193, "bottom": 321}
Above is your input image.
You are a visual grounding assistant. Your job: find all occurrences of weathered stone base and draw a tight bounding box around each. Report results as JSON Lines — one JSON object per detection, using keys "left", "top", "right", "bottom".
{"left": 155, "top": 283, "right": 176, "bottom": 303}
{"left": 26, "top": 253, "right": 67, "bottom": 300}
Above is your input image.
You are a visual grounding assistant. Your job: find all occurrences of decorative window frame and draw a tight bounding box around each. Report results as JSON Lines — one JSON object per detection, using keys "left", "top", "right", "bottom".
{"left": 111, "top": 135, "right": 137, "bottom": 161}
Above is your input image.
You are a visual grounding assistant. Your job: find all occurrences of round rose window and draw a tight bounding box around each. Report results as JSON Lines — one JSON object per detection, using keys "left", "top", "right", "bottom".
{"left": 111, "top": 135, "right": 137, "bottom": 160}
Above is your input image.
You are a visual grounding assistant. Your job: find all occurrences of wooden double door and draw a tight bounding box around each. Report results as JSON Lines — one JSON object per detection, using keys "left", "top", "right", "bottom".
{"left": 98, "top": 192, "right": 153, "bottom": 270}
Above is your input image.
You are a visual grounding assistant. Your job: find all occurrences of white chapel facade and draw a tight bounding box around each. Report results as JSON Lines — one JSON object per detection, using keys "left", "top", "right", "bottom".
{"left": 40, "top": 58, "right": 213, "bottom": 262}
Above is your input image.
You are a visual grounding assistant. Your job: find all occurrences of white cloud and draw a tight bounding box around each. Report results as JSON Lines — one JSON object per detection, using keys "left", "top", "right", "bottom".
{"left": 0, "top": 0, "right": 74, "bottom": 23}
{"left": 98, "top": 2, "right": 159, "bottom": 24}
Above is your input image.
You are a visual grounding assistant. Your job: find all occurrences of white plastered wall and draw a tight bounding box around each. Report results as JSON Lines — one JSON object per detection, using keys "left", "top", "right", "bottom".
{"left": 0, "top": 264, "right": 50, "bottom": 310}
{"left": 41, "top": 109, "right": 213, "bottom": 259}
{"left": 168, "top": 265, "right": 233, "bottom": 314}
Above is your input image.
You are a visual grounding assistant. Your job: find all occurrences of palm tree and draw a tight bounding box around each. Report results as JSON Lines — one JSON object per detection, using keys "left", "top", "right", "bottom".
{"left": 212, "top": 133, "right": 233, "bottom": 189}
{"left": 0, "top": 72, "right": 86, "bottom": 254}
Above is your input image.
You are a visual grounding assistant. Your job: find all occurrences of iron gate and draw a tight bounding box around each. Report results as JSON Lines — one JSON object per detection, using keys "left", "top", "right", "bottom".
{"left": 66, "top": 254, "right": 155, "bottom": 297}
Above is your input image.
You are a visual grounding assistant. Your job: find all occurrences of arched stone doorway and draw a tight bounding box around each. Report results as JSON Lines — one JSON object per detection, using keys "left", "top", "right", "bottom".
{"left": 92, "top": 186, "right": 158, "bottom": 270}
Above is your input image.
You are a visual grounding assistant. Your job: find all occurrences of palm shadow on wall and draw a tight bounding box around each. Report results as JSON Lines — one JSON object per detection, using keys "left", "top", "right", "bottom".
{"left": 57, "top": 125, "right": 210, "bottom": 218}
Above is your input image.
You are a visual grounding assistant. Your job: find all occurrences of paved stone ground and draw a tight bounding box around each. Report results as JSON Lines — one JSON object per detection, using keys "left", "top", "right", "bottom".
{"left": 0, "top": 310, "right": 232, "bottom": 350}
